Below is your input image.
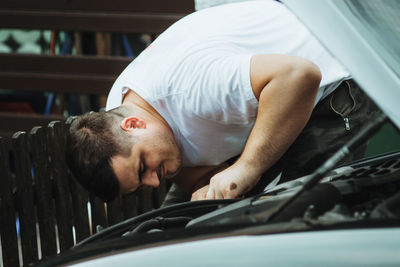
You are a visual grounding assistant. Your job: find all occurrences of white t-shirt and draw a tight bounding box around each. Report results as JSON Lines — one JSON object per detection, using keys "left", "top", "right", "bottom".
{"left": 106, "top": 0, "right": 350, "bottom": 167}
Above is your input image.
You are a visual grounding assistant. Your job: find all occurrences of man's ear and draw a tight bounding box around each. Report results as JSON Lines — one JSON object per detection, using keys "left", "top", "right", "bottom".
{"left": 120, "top": 116, "right": 146, "bottom": 132}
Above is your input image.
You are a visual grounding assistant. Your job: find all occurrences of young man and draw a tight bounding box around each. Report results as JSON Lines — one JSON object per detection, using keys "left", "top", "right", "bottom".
{"left": 67, "top": 1, "right": 378, "bottom": 203}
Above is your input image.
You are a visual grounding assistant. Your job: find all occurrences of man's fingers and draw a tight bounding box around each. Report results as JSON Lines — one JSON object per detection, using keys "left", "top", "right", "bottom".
{"left": 206, "top": 187, "right": 215, "bottom": 200}
{"left": 215, "top": 189, "right": 224, "bottom": 199}
{"left": 207, "top": 183, "right": 239, "bottom": 200}
{"left": 191, "top": 193, "right": 199, "bottom": 201}
{"left": 207, "top": 187, "right": 226, "bottom": 199}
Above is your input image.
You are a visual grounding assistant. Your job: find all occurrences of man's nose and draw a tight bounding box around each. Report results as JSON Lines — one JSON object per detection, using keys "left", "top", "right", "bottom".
{"left": 142, "top": 170, "right": 160, "bottom": 188}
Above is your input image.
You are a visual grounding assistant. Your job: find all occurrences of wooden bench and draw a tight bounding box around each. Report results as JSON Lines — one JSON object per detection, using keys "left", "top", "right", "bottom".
{"left": 0, "top": 119, "right": 170, "bottom": 267}
{"left": 0, "top": 1, "right": 194, "bottom": 266}
{"left": 0, "top": 0, "right": 194, "bottom": 137}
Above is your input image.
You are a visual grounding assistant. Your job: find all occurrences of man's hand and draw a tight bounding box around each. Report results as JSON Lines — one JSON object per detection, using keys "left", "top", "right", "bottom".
{"left": 205, "top": 163, "right": 260, "bottom": 199}
{"left": 190, "top": 162, "right": 259, "bottom": 200}
{"left": 191, "top": 184, "right": 209, "bottom": 201}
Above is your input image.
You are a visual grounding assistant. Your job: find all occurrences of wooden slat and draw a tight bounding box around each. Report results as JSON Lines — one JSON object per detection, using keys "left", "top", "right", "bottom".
{"left": 0, "top": 10, "right": 186, "bottom": 33}
{"left": 0, "top": 112, "right": 65, "bottom": 138}
{"left": 106, "top": 196, "right": 124, "bottom": 226}
{"left": 122, "top": 193, "right": 138, "bottom": 220}
{"left": 0, "top": 54, "right": 130, "bottom": 76}
{"left": 0, "top": 137, "right": 20, "bottom": 267}
{"left": 0, "top": 0, "right": 194, "bottom": 13}
{"left": 89, "top": 194, "right": 107, "bottom": 232}
{"left": 0, "top": 72, "right": 112, "bottom": 95}
{"left": 137, "top": 188, "right": 154, "bottom": 214}
{"left": 48, "top": 121, "right": 74, "bottom": 251}
{"left": 0, "top": 54, "right": 131, "bottom": 95}
{"left": 0, "top": 0, "right": 194, "bottom": 33}
{"left": 65, "top": 110, "right": 90, "bottom": 243}
{"left": 68, "top": 176, "right": 90, "bottom": 243}
{"left": 12, "top": 131, "right": 38, "bottom": 265}
{"left": 153, "top": 178, "right": 168, "bottom": 209}
{"left": 30, "top": 126, "right": 57, "bottom": 259}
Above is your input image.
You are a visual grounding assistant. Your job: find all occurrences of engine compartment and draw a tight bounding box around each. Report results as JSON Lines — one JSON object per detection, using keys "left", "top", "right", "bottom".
{"left": 86, "top": 151, "right": 400, "bottom": 240}
{"left": 39, "top": 151, "right": 400, "bottom": 267}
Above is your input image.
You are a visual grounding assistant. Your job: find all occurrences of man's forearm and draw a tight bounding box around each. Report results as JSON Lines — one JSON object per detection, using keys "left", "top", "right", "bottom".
{"left": 236, "top": 64, "right": 321, "bottom": 180}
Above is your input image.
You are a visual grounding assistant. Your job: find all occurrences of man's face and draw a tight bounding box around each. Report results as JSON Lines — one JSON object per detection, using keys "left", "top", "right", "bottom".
{"left": 111, "top": 124, "right": 182, "bottom": 194}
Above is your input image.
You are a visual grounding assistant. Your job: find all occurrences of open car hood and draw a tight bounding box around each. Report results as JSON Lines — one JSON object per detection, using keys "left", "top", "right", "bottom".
{"left": 282, "top": 0, "right": 400, "bottom": 128}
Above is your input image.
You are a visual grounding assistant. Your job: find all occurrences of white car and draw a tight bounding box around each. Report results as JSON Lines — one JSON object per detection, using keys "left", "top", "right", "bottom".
{"left": 38, "top": 1, "right": 400, "bottom": 266}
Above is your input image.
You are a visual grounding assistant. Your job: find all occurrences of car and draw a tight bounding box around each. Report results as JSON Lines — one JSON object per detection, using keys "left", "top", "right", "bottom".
{"left": 37, "top": 0, "right": 400, "bottom": 266}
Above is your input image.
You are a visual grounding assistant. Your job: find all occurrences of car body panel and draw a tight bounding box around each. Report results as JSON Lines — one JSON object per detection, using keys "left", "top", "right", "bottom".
{"left": 70, "top": 228, "right": 400, "bottom": 267}
{"left": 282, "top": 0, "right": 400, "bottom": 128}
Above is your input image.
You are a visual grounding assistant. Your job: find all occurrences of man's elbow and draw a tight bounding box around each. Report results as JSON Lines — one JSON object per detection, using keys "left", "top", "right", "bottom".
{"left": 292, "top": 58, "right": 322, "bottom": 94}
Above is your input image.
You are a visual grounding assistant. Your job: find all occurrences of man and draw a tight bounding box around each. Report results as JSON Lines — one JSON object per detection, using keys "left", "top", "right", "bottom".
{"left": 67, "top": 0, "right": 378, "bottom": 203}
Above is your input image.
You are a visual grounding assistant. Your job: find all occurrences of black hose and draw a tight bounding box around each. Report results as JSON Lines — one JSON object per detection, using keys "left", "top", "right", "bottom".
{"left": 123, "top": 216, "right": 193, "bottom": 236}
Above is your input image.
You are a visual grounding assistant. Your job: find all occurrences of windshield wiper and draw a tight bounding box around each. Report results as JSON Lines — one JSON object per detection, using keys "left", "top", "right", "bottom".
{"left": 266, "top": 113, "right": 388, "bottom": 223}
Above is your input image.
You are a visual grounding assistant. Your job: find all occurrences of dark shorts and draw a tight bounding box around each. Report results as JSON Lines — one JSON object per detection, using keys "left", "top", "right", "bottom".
{"left": 162, "top": 80, "right": 381, "bottom": 206}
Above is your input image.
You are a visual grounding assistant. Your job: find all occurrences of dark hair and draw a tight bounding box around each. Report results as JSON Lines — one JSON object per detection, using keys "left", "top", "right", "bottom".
{"left": 66, "top": 106, "right": 132, "bottom": 202}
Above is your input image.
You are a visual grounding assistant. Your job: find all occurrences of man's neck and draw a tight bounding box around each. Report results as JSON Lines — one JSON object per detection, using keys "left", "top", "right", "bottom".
{"left": 122, "top": 88, "right": 170, "bottom": 128}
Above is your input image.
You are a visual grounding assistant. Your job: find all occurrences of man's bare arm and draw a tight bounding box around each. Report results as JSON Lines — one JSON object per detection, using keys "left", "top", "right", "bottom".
{"left": 205, "top": 54, "right": 321, "bottom": 199}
